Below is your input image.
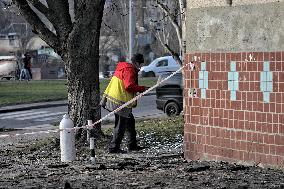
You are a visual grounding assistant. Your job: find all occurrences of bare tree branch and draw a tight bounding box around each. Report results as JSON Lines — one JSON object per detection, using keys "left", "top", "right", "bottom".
{"left": 13, "top": 0, "right": 60, "bottom": 50}
{"left": 156, "top": 0, "right": 182, "bottom": 51}
{"left": 45, "top": 0, "right": 72, "bottom": 39}
{"left": 29, "top": 0, "right": 49, "bottom": 15}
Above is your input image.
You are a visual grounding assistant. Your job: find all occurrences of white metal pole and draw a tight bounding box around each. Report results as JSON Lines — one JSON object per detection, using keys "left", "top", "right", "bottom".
{"left": 88, "top": 120, "right": 95, "bottom": 164}
{"left": 60, "top": 114, "right": 76, "bottom": 162}
{"left": 129, "top": 0, "right": 135, "bottom": 61}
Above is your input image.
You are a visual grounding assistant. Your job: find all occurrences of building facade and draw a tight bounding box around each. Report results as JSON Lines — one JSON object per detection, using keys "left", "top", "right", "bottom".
{"left": 184, "top": 0, "right": 284, "bottom": 168}
{"left": 0, "top": 33, "right": 20, "bottom": 54}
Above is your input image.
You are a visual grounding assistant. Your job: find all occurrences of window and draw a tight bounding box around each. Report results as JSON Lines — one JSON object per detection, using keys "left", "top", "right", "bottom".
{"left": 156, "top": 60, "right": 168, "bottom": 67}
{"left": 9, "top": 39, "right": 15, "bottom": 46}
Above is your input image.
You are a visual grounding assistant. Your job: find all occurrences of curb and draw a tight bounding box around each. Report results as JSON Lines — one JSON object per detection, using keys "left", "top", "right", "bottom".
{"left": 0, "top": 101, "right": 67, "bottom": 114}
{"left": 0, "top": 92, "right": 156, "bottom": 114}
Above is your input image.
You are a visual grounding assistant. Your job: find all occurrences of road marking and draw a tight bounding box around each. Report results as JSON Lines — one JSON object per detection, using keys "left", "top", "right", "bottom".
{"left": 0, "top": 111, "right": 48, "bottom": 119}
{"left": 35, "top": 115, "right": 64, "bottom": 122}
{"left": 17, "top": 112, "right": 66, "bottom": 120}
{"left": 0, "top": 110, "right": 34, "bottom": 116}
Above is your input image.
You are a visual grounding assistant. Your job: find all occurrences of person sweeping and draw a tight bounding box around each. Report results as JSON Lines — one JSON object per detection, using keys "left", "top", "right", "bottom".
{"left": 101, "top": 53, "right": 147, "bottom": 153}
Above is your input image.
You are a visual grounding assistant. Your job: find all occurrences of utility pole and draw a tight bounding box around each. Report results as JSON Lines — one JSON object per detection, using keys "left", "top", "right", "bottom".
{"left": 129, "top": 0, "right": 135, "bottom": 61}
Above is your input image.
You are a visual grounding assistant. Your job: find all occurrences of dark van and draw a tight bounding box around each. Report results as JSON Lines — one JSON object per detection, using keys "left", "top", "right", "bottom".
{"left": 155, "top": 72, "right": 183, "bottom": 116}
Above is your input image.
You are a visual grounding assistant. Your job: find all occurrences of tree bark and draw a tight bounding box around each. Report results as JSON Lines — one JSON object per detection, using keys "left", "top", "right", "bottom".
{"left": 65, "top": 1, "right": 105, "bottom": 137}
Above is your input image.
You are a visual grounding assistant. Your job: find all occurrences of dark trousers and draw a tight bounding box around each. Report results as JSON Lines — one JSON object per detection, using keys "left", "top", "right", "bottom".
{"left": 27, "top": 68, "right": 32, "bottom": 79}
{"left": 109, "top": 113, "right": 137, "bottom": 150}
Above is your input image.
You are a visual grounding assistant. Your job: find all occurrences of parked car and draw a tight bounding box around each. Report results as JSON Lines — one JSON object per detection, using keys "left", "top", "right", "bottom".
{"left": 156, "top": 72, "right": 183, "bottom": 116}
{"left": 139, "top": 56, "right": 180, "bottom": 77}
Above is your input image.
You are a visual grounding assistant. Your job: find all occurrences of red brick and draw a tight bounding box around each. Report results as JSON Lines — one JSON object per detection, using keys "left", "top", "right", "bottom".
{"left": 270, "top": 52, "right": 276, "bottom": 61}
{"left": 248, "top": 152, "right": 255, "bottom": 161}
{"left": 204, "top": 53, "right": 210, "bottom": 62}
{"left": 276, "top": 156, "right": 284, "bottom": 166}
{"left": 210, "top": 53, "right": 217, "bottom": 62}
{"left": 272, "top": 124, "right": 279, "bottom": 134}
{"left": 271, "top": 155, "right": 279, "bottom": 165}
{"left": 250, "top": 122, "right": 256, "bottom": 131}
{"left": 257, "top": 144, "right": 264, "bottom": 153}
{"left": 264, "top": 104, "right": 270, "bottom": 112}
{"left": 240, "top": 141, "right": 247, "bottom": 151}
{"left": 231, "top": 53, "right": 236, "bottom": 61}
{"left": 268, "top": 103, "right": 276, "bottom": 113}
{"left": 235, "top": 53, "right": 242, "bottom": 61}
{"left": 191, "top": 116, "right": 200, "bottom": 125}
{"left": 268, "top": 135, "right": 275, "bottom": 145}
{"left": 275, "top": 135, "right": 284, "bottom": 145}
{"left": 280, "top": 72, "right": 284, "bottom": 82}
{"left": 275, "top": 52, "right": 282, "bottom": 61}
{"left": 255, "top": 153, "right": 262, "bottom": 163}
{"left": 264, "top": 145, "right": 270, "bottom": 154}
{"left": 276, "top": 62, "right": 282, "bottom": 71}
{"left": 270, "top": 62, "right": 277, "bottom": 72}
{"left": 275, "top": 146, "right": 284, "bottom": 156}
{"left": 267, "top": 123, "right": 273, "bottom": 133}
{"left": 270, "top": 145, "right": 276, "bottom": 155}
{"left": 241, "top": 52, "right": 247, "bottom": 61}
{"left": 260, "top": 154, "right": 268, "bottom": 165}
{"left": 252, "top": 133, "right": 258, "bottom": 142}
{"left": 264, "top": 52, "right": 270, "bottom": 61}
{"left": 276, "top": 104, "right": 281, "bottom": 113}
{"left": 188, "top": 54, "right": 193, "bottom": 62}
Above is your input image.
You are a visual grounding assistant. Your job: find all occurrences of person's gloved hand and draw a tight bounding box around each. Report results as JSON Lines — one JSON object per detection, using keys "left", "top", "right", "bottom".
{"left": 143, "top": 86, "right": 151, "bottom": 92}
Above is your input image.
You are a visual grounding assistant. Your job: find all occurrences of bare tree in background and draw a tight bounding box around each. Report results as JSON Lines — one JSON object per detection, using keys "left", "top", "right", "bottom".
{"left": 154, "top": 0, "right": 186, "bottom": 66}
{"left": 0, "top": 1, "right": 34, "bottom": 54}
{"left": 103, "top": 0, "right": 130, "bottom": 57}
{"left": 8, "top": 0, "right": 106, "bottom": 140}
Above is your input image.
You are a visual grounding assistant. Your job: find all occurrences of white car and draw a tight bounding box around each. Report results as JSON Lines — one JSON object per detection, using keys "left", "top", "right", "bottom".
{"left": 139, "top": 56, "right": 180, "bottom": 77}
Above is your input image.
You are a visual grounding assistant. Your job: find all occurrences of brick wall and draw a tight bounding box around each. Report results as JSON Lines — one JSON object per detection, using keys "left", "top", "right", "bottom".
{"left": 184, "top": 51, "right": 284, "bottom": 168}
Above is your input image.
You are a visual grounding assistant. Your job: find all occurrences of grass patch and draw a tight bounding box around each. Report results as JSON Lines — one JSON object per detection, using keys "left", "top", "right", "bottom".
{"left": 0, "top": 80, "right": 67, "bottom": 106}
{"left": 0, "top": 77, "right": 157, "bottom": 106}
{"left": 102, "top": 116, "right": 184, "bottom": 146}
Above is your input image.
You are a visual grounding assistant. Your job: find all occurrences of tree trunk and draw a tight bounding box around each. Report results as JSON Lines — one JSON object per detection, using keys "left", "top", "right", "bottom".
{"left": 63, "top": 1, "right": 105, "bottom": 139}
{"left": 13, "top": 0, "right": 106, "bottom": 142}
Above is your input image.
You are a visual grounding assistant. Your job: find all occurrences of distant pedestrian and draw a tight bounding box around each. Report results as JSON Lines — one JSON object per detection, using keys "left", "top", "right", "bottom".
{"left": 20, "top": 53, "right": 32, "bottom": 81}
{"left": 101, "top": 53, "right": 147, "bottom": 153}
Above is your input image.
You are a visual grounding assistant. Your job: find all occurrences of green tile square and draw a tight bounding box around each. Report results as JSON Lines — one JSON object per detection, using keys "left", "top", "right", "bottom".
{"left": 201, "top": 62, "right": 207, "bottom": 71}
{"left": 267, "top": 72, "right": 273, "bottom": 82}
{"left": 260, "top": 72, "right": 267, "bottom": 82}
{"left": 203, "top": 71, "right": 208, "bottom": 79}
{"left": 263, "top": 61, "right": 270, "bottom": 71}
{"left": 233, "top": 72, "right": 239, "bottom": 81}
{"left": 260, "top": 81, "right": 266, "bottom": 91}
{"left": 228, "top": 72, "right": 234, "bottom": 81}
{"left": 199, "top": 71, "right": 204, "bottom": 79}
{"left": 266, "top": 82, "right": 273, "bottom": 92}
{"left": 228, "top": 81, "right": 234, "bottom": 91}
{"left": 263, "top": 92, "right": 270, "bottom": 103}
{"left": 230, "top": 91, "right": 236, "bottom": 101}
{"left": 201, "top": 89, "right": 206, "bottom": 99}
{"left": 199, "top": 79, "right": 204, "bottom": 88}
{"left": 204, "top": 79, "right": 208, "bottom": 89}
{"left": 230, "top": 61, "right": 236, "bottom": 71}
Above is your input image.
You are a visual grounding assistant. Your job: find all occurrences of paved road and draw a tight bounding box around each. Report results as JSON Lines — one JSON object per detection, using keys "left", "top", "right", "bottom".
{"left": 0, "top": 95, "right": 166, "bottom": 129}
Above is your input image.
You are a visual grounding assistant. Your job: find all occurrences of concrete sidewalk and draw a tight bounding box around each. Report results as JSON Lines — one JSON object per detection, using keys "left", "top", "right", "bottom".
{"left": 0, "top": 91, "right": 156, "bottom": 114}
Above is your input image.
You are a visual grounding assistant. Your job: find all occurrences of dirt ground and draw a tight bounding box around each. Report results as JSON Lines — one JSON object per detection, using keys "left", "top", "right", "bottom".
{"left": 0, "top": 129, "right": 284, "bottom": 189}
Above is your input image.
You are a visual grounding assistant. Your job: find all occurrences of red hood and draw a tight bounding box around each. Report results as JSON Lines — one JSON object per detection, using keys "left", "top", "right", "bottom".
{"left": 116, "top": 62, "right": 138, "bottom": 72}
